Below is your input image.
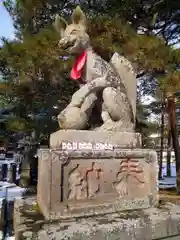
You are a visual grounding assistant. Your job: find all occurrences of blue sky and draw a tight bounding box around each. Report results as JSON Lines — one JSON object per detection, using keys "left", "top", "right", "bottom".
{"left": 0, "top": 2, "right": 14, "bottom": 39}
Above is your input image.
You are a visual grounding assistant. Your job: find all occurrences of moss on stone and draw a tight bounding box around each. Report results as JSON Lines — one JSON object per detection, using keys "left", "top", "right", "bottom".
{"left": 19, "top": 200, "right": 44, "bottom": 226}
{"left": 117, "top": 210, "right": 143, "bottom": 219}
{"left": 31, "top": 203, "right": 41, "bottom": 213}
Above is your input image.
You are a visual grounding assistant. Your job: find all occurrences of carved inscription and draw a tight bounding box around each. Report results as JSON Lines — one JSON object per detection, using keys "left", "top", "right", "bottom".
{"left": 113, "top": 198, "right": 149, "bottom": 211}
{"left": 62, "top": 141, "right": 113, "bottom": 150}
{"left": 114, "top": 158, "right": 145, "bottom": 197}
{"left": 86, "top": 162, "right": 103, "bottom": 197}
{"left": 68, "top": 168, "right": 87, "bottom": 200}
{"left": 67, "top": 158, "right": 147, "bottom": 201}
{"left": 68, "top": 162, "right": 103, "bottom": 200}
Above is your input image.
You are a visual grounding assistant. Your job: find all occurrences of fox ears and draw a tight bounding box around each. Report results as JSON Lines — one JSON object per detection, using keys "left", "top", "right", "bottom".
{"left": 54, "top": 15, "right": 68, "bottom": 37}
{"left": 71, "top": 6, "right": 86, "bottom": 26}
{"left": 54, "top": 6, "right": 86, "bottom": 36}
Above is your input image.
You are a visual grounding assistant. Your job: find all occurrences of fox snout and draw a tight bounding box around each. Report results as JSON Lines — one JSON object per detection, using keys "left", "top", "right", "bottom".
{"left": 58, "top": 36, "right": 76, "bottom": 50}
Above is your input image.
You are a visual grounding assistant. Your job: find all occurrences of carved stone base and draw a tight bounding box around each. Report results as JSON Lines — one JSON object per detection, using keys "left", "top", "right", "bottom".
{"left": 50, "top": 130, "right": 142, "bottom": 149}
{"left": 37, "top": 145, "right": 158, "bottom": 220}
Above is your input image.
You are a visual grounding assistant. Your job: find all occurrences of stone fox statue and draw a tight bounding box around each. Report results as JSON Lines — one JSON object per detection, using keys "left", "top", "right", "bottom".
{"left": 54, "top": 6, "right": 136, "bottom": 131}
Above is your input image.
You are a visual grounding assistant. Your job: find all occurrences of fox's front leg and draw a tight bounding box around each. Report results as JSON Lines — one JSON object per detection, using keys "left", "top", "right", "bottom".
{"left": 80, "top": 93, "right": 98, "bottom": 116}
{"left": 70, "top": 76, "right": 108, "bottom": 107}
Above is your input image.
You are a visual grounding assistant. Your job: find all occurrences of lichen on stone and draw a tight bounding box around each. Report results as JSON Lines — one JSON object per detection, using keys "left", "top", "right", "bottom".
{"left": 31, "top": 202, "right": 41, "bottom": 213}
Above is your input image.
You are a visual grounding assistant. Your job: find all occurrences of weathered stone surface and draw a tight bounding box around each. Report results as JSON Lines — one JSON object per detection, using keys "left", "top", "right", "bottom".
{"left": 110, "top": 53, "right": 137, "bottom": 120}
{"left": 22, "top": 231, "right": 33, "bottom": 239}
{"left": 37, "top": 147, "right": 158, "bottom": 220}
{"left": 55, "top": 6, "right": 136, "bottom": 131}
{"left": 13, "top": 197, "right": 45, "bottom": 240}
{"left": 13, "top": 197, "right": 180, "bottom": 240}
{"left": 58, "top": 106, "right": 88, "bottom": 130}
{"left": 50, "top": 130, "right": 142, "bottom": 149}
{"left": 95, "top": 118, "right": 134, "bottom": 132}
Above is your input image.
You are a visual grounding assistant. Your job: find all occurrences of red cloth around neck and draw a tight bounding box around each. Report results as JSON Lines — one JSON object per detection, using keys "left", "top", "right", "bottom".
{"left": 70, "top": 51, "right": 87, "bottom": 80}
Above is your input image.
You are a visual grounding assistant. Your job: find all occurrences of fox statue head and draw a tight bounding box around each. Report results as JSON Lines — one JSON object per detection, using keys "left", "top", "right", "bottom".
{"left": 54, "top": 6, "right": 90, "bottom": 55}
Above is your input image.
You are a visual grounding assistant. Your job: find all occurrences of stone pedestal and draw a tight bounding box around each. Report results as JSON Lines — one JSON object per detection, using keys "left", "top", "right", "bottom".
{"left": 13, "top": 197, "right": 180, "bottom": 240}
{"left": 49, "top": 130, "right": 142, "bottom": 149}
{"left": 37, "top": 130, "right": 158, "bottom": 220}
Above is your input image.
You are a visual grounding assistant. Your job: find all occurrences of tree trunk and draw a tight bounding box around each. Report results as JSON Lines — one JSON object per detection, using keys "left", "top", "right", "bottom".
{"left": 166, "top": 129, "right": 171, "bottom": 177}
{"left": 167, "top": 95, "right": 180, "bottom": 194}
{"left": 159, "top": 94, "right": 165, "bottom": 180}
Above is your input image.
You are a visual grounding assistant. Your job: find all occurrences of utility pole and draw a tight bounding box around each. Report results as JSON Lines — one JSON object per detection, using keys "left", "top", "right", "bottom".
{"left": 159, "top": 92, "right": 165, "bottom": 180}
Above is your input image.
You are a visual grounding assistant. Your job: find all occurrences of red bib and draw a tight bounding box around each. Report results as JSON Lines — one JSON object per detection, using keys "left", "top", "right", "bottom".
{"left": 71, "top": 51, "right": 87, "bottom": 80}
